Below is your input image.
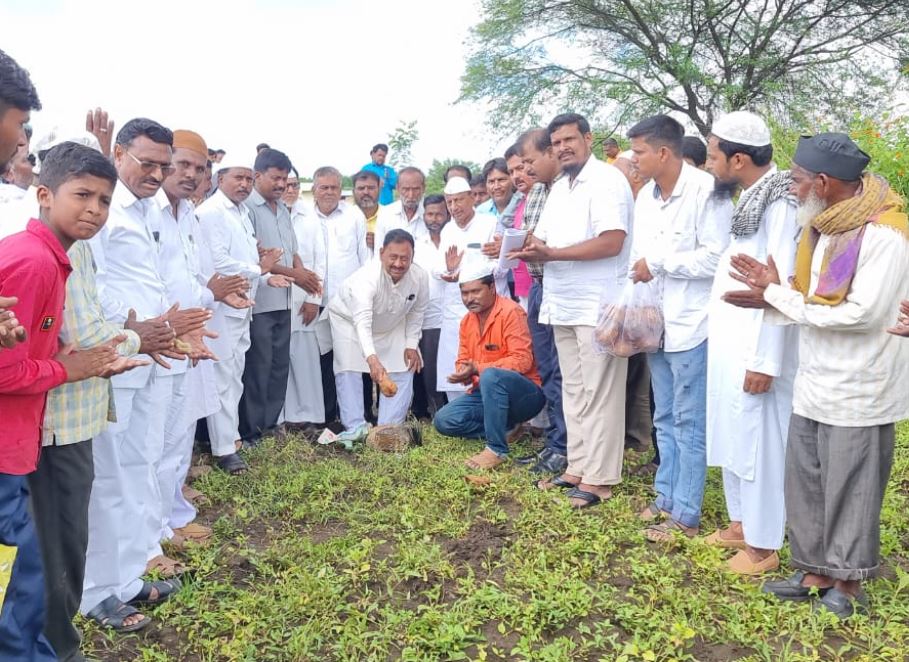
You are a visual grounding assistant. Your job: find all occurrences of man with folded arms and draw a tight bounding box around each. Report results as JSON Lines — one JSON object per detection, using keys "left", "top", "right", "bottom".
{"left": 726, "top": 133, "right": 909, "bottom": 619}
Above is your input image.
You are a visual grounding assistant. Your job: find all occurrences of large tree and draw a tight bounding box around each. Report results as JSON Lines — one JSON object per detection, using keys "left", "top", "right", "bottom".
{"left": 459, "top": 0, "right": 909, "bottom": 136}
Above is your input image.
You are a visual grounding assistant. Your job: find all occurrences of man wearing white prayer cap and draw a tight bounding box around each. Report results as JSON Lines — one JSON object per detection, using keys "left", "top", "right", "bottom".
{"left": 328, "top": 228, "right": 429, "bottom": 437}
{"left": 196, "top": 157, "right": 290, "bottom": 475}
{"left": 703, "top": 110, "right": 800, "bottom": 575}
{"left": 433, "top": 260, "right": 545, "bottom": 470}
{"left": 435, "top": 176, "right": 497, "bottom": 401}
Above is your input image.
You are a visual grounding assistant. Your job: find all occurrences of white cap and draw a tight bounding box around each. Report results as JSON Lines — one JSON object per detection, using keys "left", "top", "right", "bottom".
{"left": 711, "top": 111, "right": 771, "bottom": 147}
{"left": 216, "top": 157, "right": 254, "bottom": 174}
{"left": 32, "top": 128, "right": 102, "bottom": 173}
{"left": 443, "top": 176, "right": 471, "bottom": 195}
{"left": 458, "top": 259, "right": 494, "bottom": 284}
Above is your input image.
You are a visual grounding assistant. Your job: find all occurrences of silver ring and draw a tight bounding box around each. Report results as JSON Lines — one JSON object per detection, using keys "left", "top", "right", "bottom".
{"left": 99, "top": 128, "right": 108, "bottom": 133}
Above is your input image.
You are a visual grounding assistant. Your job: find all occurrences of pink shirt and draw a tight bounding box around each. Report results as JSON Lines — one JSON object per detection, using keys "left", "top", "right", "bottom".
{"left": 512, "top": 197, "right": 532, "bottom": 298}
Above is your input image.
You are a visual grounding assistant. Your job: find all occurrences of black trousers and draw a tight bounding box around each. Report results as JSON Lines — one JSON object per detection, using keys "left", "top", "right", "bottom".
{"left": 28, "top": 440, "right": 94, "bottom": 662}
{"left": 321, "top": 350, "right": 339, "bottom": 424}
{"left": 240, "top": 309, "right": 291, "bottom": 441}
{"left": 412, "top": 328, "right": 446, "bottom": 419}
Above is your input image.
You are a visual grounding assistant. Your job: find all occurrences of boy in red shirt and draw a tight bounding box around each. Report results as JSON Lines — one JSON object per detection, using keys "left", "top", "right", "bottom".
{"left": 0, "top": 142, "right": 123, "bottom": 660}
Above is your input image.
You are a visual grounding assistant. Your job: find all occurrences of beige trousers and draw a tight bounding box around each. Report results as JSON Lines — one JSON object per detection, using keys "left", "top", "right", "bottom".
{"left": 553, "top": 325, "right": 628, "bottom": 485}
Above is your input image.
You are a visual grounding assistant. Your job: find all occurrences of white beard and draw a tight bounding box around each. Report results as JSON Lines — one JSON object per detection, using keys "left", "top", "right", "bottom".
{"left": 797, "top": 190, "right": 827, "bottom": 228}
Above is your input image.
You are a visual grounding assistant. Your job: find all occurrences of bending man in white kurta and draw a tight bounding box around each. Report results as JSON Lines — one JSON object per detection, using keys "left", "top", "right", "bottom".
{"left": 329, "top": 229, "right": 429, "bottom": 433}
{"left": 703, "top": 112, "right": 800, "bottom": 576}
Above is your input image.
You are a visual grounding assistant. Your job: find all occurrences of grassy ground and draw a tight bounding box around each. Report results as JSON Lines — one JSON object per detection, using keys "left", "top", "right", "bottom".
{"left": 82, "top": 423, "right": 909, "bottom": 661}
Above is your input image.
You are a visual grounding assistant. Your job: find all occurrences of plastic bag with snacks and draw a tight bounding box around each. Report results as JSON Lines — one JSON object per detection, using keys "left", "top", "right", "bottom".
{"left": 593, "top": 280, "right": 664, "bottom": 357}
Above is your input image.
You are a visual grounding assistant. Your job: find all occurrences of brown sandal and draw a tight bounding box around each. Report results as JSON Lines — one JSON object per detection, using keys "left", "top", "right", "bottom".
{"left": 146, "top": 554, "right": 188, "bottom": 578}
{"left": 464, "top": 449, "right": 506, "bottom": 470}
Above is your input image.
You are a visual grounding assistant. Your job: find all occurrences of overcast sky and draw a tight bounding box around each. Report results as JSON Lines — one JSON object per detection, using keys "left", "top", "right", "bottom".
{"left": 1, "top": 0, "right": 511, "bottom": 176}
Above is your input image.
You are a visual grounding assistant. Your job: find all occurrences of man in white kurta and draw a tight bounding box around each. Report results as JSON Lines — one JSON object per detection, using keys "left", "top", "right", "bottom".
{"left": 703, "top": 112, "right": 800, "bottom": 575}
{"left": 435, "top": 177, "right": 497, "bottom": 400}
{"left": 309, "top": 167, "right": 369, "bottom": 423}
{"left": 284, "top": 198, "right": 326, "bottom": 426}
{"left": 329, "top": 229, "right": 429, "bottom": 432}
{"left": 82, "top": 119, "right": 181, "bottom": 616}
{"left": 197, "top": 162, "right": 285, "bottom": 474}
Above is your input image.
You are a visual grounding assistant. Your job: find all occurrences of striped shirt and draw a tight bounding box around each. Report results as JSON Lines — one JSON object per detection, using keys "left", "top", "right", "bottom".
{"left": 522, "top": 181, "right": 551, "bottom": 279}
{"left": 42, "top": 241, "right": 141, "bottom": 446}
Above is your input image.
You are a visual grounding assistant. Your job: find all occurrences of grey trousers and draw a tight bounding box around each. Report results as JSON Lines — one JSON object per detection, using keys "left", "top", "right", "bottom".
{"left": 240, "top": 309, "right": 291, "bottom": 441}
{"left": 786, "top": 414, "right": 894, "bottom": 581}
{"left": 28, "top": 440, "right": 94, "bottom": 662}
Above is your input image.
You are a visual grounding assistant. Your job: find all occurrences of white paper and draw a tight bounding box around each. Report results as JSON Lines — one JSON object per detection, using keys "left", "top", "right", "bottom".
{"left": 497, "top": 228, "right": 528, "bottom": 270}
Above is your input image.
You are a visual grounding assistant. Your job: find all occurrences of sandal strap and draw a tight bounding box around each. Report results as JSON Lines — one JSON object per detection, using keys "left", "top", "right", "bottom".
{"left": 565, "top": 487, "right": 601, "bottom": 504}
{"left": 86, "top": 595, "right": 145, "bottom": 629}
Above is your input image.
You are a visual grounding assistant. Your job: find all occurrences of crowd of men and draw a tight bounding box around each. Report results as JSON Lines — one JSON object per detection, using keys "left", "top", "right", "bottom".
{"left": 1, "top": 46, "right": 908, "bottom": 661}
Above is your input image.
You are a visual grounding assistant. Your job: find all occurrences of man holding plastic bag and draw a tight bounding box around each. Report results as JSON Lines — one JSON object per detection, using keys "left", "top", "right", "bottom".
{"left": 625, "top": 115, "right": 733, "bottom": 542}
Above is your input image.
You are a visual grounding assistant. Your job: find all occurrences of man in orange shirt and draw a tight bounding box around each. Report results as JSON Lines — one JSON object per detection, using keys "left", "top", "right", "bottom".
{"left": 433, "top": 263, "right": 545, "bottom": 469}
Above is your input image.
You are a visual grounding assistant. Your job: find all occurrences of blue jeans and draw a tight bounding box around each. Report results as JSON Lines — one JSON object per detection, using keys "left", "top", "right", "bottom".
{"left": 433, "top": 367, "right": 546, "bottom": 456}
{"left": 0, "top": 474, "right": 57, "bottom": 661}
{"left": 527, "top": 281, "right": 568, "bottom": 455}
{"left": 648, "top": 341, "right": 708, "bottom": 529}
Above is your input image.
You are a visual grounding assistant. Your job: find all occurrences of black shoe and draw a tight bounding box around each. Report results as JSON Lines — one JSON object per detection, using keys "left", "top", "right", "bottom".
{"left": 515, "top": 448, "right": 550, "bottom": 466}
{"left": 530, "top": 451, "right": 568, "bottom": 474}
{"left": 812, "top": 587, "right": 869, "bottom": 620}
{"left": 761, "top": 571, "right": 832, "bottom": 602}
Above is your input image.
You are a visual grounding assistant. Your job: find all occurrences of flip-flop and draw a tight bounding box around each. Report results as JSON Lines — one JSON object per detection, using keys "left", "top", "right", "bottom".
{"left": 565, "top": 487, "right": 602, "bottom": 509}
{"left": 464, "top": 451, "right": 506, "bottom": 470}
{"left": 534, "top": 475, "right": 579, "bottom": 491}
{"left": 85, "top": 595, "right": 151, "bottom": 633}
{"left": 128, "top": 578, "right": 182, "bottom": 607}
{"left": 644, "top": 520, "right": 697, "bottom": 543}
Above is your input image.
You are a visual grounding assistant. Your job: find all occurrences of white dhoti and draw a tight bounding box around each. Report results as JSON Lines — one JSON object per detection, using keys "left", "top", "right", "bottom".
{"left": 335, "top": 370, "right": 414, "bottom": 429}
{"left": 284, "top": 329, "right": 325, "bottom": 424}
{"left": 81, "top": 372, "right": 171, "bottom": 612}
{"left": 206, "top": 312, "right": 251, "bottom": 457}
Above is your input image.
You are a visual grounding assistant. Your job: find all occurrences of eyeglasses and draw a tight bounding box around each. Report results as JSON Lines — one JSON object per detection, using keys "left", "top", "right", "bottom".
{"left": 125, "top": 151, "right": 176, "bottom": 177}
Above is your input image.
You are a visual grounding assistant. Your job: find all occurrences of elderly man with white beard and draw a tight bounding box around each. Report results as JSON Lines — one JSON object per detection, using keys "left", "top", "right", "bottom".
{"left": 725, "top": 133, "right": 909, "bottom": 619}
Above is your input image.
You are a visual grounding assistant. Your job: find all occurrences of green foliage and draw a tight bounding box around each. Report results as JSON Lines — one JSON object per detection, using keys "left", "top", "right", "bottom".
{"left": 460, "top": 0, "right": 909, "bottom": 136}
{"left": 425, "top": 157, "right": 482, "bottom": 195}
{"left": 387, "top": 120, "right": 420, "bottom": 170}
{"left": 82, "top": 424, "right": 909, "bottom": 661}
{"left": 771, "top": 114, "right": 909, "bottom": 200}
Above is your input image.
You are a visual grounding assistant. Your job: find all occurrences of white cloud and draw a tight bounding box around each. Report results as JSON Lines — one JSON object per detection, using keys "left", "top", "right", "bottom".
{"left": 1, "top": 0, "right": 515, "bottom": 176}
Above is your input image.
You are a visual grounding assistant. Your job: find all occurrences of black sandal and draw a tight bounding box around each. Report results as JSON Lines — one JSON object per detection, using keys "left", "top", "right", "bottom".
{"left": 565, "top": 487, "right": 603, "bottom": 509}
{"left": 85, "top": 595, "right": 151, "bottom": 633}
{"left": 128, "top": 578, "right": 182, "bottom": 607}
{"left": 216, "top": 452, "right": 248, "bottom": 475}
{"left": 534, "top": 475, "right": 579, "bottom": 490}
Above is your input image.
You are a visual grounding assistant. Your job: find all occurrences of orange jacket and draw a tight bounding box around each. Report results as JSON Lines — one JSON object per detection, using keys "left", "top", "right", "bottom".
{"left": 456, "top": 295, "right": 542, "bottom": 389}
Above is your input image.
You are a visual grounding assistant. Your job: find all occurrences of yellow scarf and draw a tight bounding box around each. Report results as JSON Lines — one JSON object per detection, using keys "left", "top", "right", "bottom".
{"left": 792, "top": 174, "right": 908, "bottom": 305}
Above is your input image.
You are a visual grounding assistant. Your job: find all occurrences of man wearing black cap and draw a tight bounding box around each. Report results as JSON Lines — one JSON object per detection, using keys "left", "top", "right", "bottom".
{"left": 725, "top": 132, "right": 909, "bottom": 619}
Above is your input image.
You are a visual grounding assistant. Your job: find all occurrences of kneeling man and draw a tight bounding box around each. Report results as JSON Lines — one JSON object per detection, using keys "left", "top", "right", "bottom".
{"left": 329, "top": 229, "right": 428, "bottom": 435}
{"left": 433, "top": 263, "right": 545, "bottom": 469}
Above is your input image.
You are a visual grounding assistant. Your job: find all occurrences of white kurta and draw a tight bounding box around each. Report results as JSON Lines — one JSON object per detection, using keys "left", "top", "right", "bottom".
{"left": 329, "top": 261, "right": 429, "bottom": 373}
{"left": 705, "top": 176, "right": 800, "bottom": 550}
{"left": 706, "top": 191, "right": 800, "bottom": 479}
{"left": 285, "top": 203, "right": 327, "bottom": 423}
{"left": 434, "top": 212, "right": 497, "bottom": 392}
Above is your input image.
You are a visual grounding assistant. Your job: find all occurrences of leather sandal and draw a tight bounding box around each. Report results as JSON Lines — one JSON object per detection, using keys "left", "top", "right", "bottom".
{"left": 85, "top": 595, "right": 151, "bottom": 633}
{"left": 128, "top": 578, "right": 182, "bottom": 606}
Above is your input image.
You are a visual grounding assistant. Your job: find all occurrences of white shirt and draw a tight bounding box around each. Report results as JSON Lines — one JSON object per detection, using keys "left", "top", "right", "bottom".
{"left": 413, "top": 231, "right": 445, "bottom": 329}
{"left": 197, "top": 190, "right": 262, "bottom": 319}
{"left": 630, "top": 162, "right": 733, "bottom": 351}
{"left": 89, "top": 181, "right": 170, "bottom": 387}
{"left": 0, "top": 186, "right": 34, "bottom": 240}
{"left": 312, "top": 200, "right": 368, "bottom": 304}
{"left": 329, "top": 261, "right": 429, "bottom": 373}
{"left": 534, "top": 156, "right": 633, "bottom": 326}
{"left": 375, "top": 199, "right": 426, "bottom": 248}
{"left": 290, "top": 200, "right": 327, "bottom": 333}
{"left": 765, "top": 223, "right": 909, "bottom": 426}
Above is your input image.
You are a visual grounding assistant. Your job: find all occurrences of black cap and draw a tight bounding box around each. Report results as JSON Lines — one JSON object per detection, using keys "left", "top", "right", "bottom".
{"left": 793, "top": 133, "right": 870, "bottom": 181}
